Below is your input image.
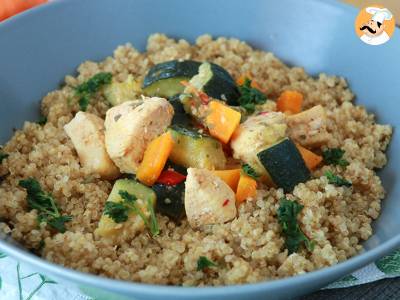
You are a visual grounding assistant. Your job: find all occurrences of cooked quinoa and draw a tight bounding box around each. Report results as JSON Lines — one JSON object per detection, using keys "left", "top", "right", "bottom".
{"left": 0, "top": 34, "right": 392, "bottom": 286}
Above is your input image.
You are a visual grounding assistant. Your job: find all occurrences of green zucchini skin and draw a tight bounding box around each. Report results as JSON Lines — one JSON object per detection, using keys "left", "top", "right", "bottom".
{"left": 109, "top": 179, "right": 157, "bottom": 207}
{"left": 257, "top": 138, "right": 311, "bottom": 192}
{"left": 143, "top": 60, "right": 201, "bottom": 87}
{"left": 153, "top": 182, "right": 185, "bottom": 221}
{"left": 168, "top": 125, "right": 226, "bottom": 170}
{"left": 142, "top": 60, "right": 201, "bottom": 97}
{"left": 143, "top": 60, "right": 240, "bottom": 104}
{"left": 169, "top": 94, "right": 192, "bottom": 126}
{"left": 203, "top": 63, "right": 240, "bottom": 105}
{"left": 169, "top": 124, "right": 204, "bottom": 139}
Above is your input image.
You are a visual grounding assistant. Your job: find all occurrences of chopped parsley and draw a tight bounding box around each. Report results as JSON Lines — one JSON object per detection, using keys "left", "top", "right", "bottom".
{"left": 242, "top": 164, "right": 259, "bottom": 179}
{"left": 75, "top": 72, "right": 112, "bottom": 111}
{"left": 325, "top": 171, "right": 352, "bottom": 187}
{"left": 104, "top": 190, "right": 159, "bottom": 236}
{"left": 19, "top": 178, "right": 72, "bottom": 233}
{"left": 322, "top": 148, "right": 349, "bottom": 167}
{"left": 277, "top": 198, "right": 314, "bottom": 254}
{"left": 0, "top": 152, "right": 9, "bottom": 164}
{"left": 197, "top": 256, "right": 217, "bottom": 271}
{"left": 237, "top": 78, "right": 266, "bottom": 113}
{"left": 103, "top": 202, "right": 129, "bottom": 223}
{"left": 37, "top": 116, "right": 47, "bottom": 126}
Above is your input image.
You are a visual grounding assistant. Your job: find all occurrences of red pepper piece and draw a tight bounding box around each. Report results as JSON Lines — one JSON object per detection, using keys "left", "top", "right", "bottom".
{"left": 156, "top": 170, "right": 186, "bottom": 186}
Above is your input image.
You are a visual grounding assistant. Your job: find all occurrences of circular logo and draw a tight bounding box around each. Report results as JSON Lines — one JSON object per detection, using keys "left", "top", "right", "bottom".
{"left": 355, "top": 4, "right": 395, "bottom": 46}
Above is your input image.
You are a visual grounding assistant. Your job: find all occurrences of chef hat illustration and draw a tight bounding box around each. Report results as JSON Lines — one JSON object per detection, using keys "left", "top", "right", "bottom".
{"left": 365, "top": 7, "right": 393, "bottom": 24}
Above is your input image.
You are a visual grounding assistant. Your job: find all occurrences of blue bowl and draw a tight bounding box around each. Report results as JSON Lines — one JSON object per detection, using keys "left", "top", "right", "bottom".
{"left": 0, "top": 0, "right": 399, "bottom": 299}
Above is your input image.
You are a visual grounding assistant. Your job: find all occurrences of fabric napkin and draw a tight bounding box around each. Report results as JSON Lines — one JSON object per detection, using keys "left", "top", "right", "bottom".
{"left": 1, "top": 249, "right": 400, "bottom": 300}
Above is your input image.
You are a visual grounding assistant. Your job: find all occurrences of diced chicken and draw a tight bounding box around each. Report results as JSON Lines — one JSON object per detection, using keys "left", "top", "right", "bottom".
{"left": 287, "top": 105, "right": 329, "bottom": 147}
{"left": 185, "top": 168, "right": 237, "bottom": 228}
{"left": 64, "top": 112, "right": 120, "bottom": 180}
{"left": 230, "top": 112, "right": 287, "bottom": 181}
{"left": 104, "top": 97, "right": 174, "bottom": 174}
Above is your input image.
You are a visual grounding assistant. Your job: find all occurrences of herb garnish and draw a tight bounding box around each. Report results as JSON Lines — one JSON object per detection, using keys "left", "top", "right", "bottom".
{"left": 277, "top": 198, "right": 314, "bottom": 254}
{"left": 104, "top": 190, "right": 159, "bottom": 236}
{"left": 75, "top": 72, "right": 112, "bottom": 111}
{"left": 325, "top": 171, "right": 352, "bottom": 187}
{"left": 103, "top": 201, "right": 129, "bottom": 223}
{"left": 37, "top": 116, "right": 47, "bottom": 126}
{"left": 197, "top": 256, "right": 217, "bottom": 271}
{"left": 237, "top": 78, "right": 266, "bottom": 113}
{"left": 322, "top": 148, "right": 349, "bottom": 167}
{"left": 242, "top": 164, "right": 259, "bottom": 179}
{"left": 0, "top": 152, "right": 9, "bottom": 164}
{"left": 19, "top": 178, "right": 72, "bottom": 233}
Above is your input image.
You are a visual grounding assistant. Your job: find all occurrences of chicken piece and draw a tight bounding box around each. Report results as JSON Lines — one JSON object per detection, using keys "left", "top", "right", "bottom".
{"left": 104, "top": 97, "right": 174, "bottom": 174}
{"left": 286, "top": 105, "right": 329, "bottom": 148}
{"left": 230, "top": 112, "right": 287, "bottom": 182}
{"left": 64, "top": 112, "right": 120, "bottom": 180}
{"left": 185, "top": 168, "right": 236, "bottom": 228}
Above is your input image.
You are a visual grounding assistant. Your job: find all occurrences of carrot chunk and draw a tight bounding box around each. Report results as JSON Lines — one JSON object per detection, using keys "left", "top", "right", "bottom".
{"left": 212, "top": 169, "right": 241, "bottom": 191}
{"left": 236, "top": 174, "right": 257, "bottom": 203}
{"left": 206, "top": 101, "right": 241, "bottom": 144}
{"left": 296, "top": 144, "right": 323, "bottom": 170}
{"left": 276, "top": 90, "right": 304, "bottom": 114}
{"left": 137, "top": 132, "right": 174, "bottom": 186}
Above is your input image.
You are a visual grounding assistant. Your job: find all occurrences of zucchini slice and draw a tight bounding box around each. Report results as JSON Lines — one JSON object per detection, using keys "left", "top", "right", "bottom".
{"left": 169, "top": 94, "right": 193, "bottom": 126}
{"left": 96, "top": 179, "right": 156, "bottom": 238}
{"left": 187, "top": 62, "right": 240, "bottom": 105}
{"left": 257, "top": 138, "right": 310, "bottom": 192}
{"left": 143, "top": 60, "right": 240, "bottom": 105}
{"left": 168, "top": 125, "right": 226, "bottom": 170}
{"left": 143, "top": 60, "right": 201, "bottom": 98}
{"left": 153, "top": 182, "right": 185, "bottom": 221}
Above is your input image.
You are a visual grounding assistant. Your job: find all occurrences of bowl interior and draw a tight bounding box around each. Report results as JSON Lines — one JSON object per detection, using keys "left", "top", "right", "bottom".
{"left": 0, "top": 0, "right": 399, "bottom": 299}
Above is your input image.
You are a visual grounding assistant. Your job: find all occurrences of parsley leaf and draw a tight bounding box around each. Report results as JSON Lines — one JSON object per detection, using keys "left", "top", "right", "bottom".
{"left": 37, "top": 116, "right": 47, "bottom": 126}
{"left": 322, "top": 148, "right": 349, "bottom": 167}
{"left": 46, "top": 215, "right": 73, "bottom": 233}
{"left": 0, "top": 152, "right": 9, "bottom": 164}
{"left": 197, "top": 256, "right": 217, "bottom": 271}
{"left": 78, "top": 95, "right": 90, "bottom": 112}
{"left": 104, "top": 190, "right": 159, "bottom": 236}
{"left": 75, "top": 72, "right": 112, "bottom": 111}
{"left": 103, "top": 202, "right": 129, "bottom": 223}
{"left": 19, "top": 178, "right": 72, "bottom": 233}
{"left": 277, "top": 198, "right": 314, "bottom": 254}
{"left": 119, "top": 190, "right": 137, "bottom": 204}
{"left": 242, "top": 164, "right": 259, "bottom": 179}
{"left": 237, "top": 78, "right": 266, "bottom": 113}
{"left": 325, "top": 171, "right": 352, "bottom": 187}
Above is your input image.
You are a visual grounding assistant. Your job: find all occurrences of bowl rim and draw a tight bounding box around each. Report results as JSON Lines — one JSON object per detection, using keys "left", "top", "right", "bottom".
{"left": 0, "top": 0, "right": 399, "bottom": 297}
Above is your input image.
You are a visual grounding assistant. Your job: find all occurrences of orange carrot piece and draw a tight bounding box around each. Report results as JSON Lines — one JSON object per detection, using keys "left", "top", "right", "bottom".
{"left": 137, "top": 132, "right": 174, "bottom": 186}
{"left": 296, "top": 144, "right": 323, "bottom": 170}
{"left": 206, "top": 101, "right": 241, "bottom": 144}
{"left": 276, "top": 90, "right": 304, "bottom": 114}
{"left": 236, "top": 174, "right": 257, "bottom": 204}
{"left": 212, "top": 169, "right": 241, "bottom": 191}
